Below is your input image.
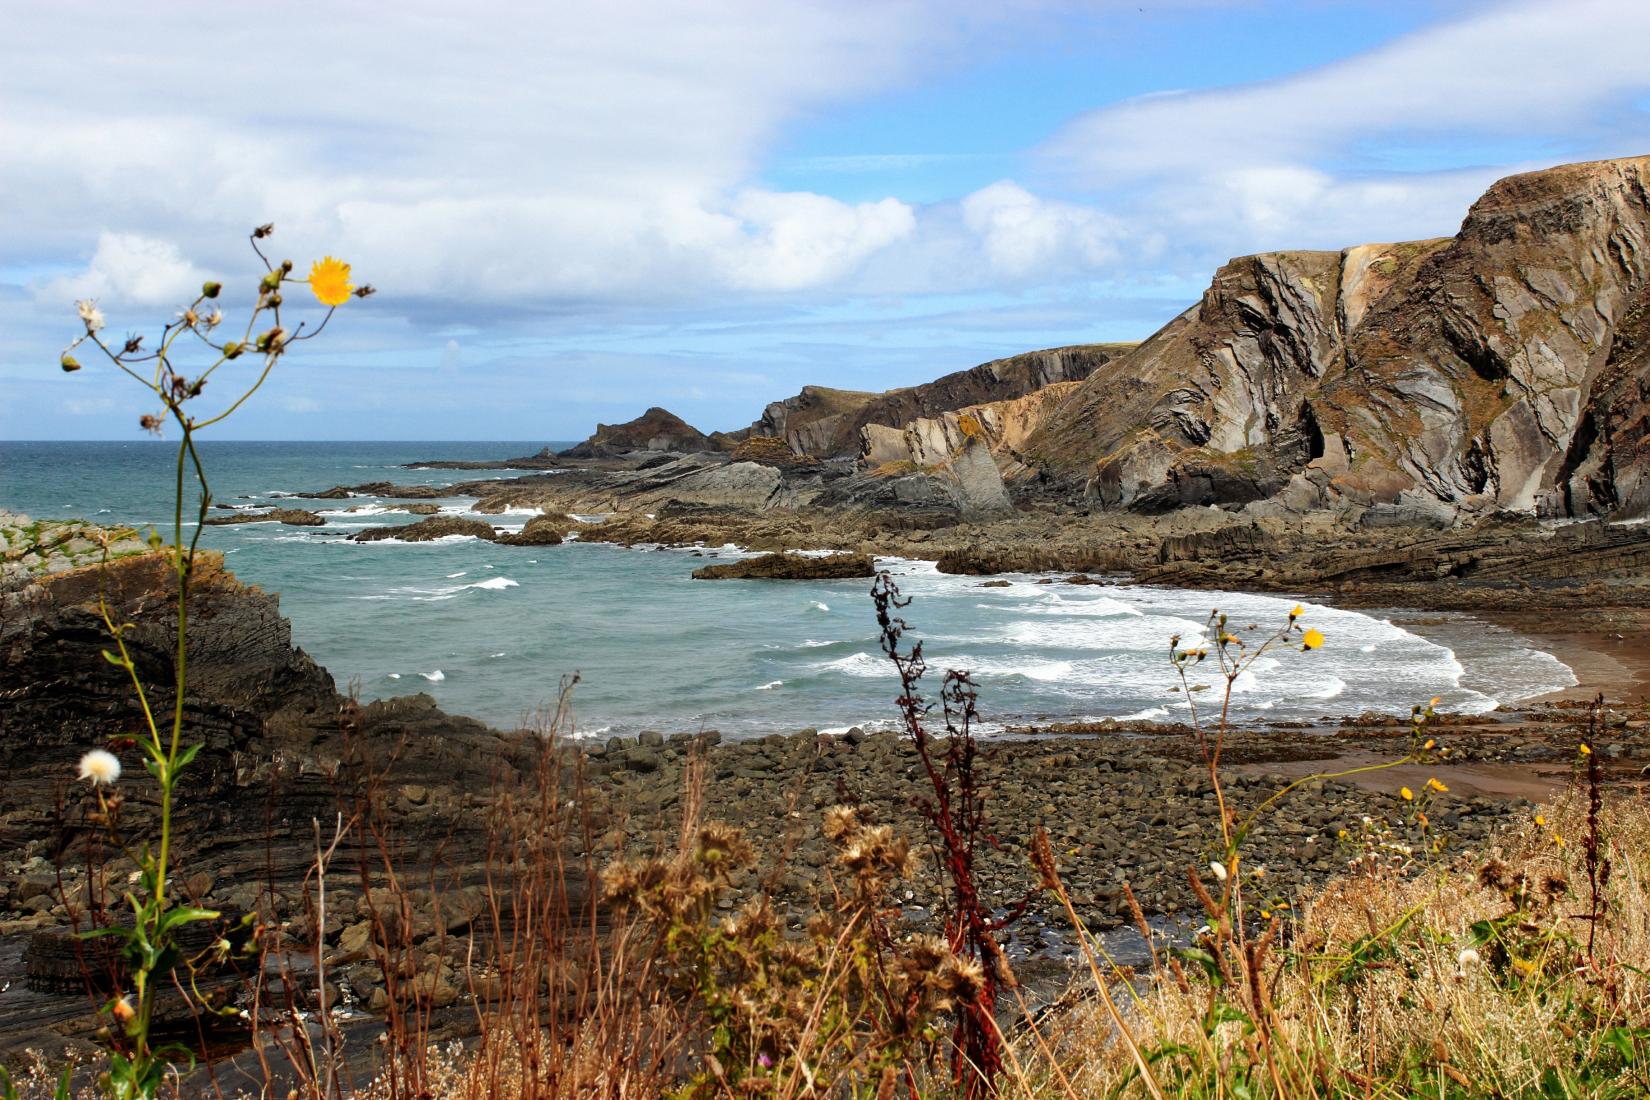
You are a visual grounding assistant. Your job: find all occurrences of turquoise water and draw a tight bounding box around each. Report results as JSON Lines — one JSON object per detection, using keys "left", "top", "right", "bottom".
{"left": 1, "top": 442, "right": 1576, "bottom": 737}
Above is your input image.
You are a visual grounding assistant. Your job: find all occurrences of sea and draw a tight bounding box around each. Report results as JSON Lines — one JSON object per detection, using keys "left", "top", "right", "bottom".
{"left": 1, "top": 441, "right": 1578, "bottom": 739}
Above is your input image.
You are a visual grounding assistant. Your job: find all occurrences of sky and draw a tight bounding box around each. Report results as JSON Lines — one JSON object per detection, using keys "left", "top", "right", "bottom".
{"left": 4, "top": 0, "right": 1649, "bottom": 442}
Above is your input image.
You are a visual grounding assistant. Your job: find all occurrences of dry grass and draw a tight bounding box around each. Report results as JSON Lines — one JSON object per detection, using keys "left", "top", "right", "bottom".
{"left": 1014, "top": 790, "right": 1650, "bottom": 1098}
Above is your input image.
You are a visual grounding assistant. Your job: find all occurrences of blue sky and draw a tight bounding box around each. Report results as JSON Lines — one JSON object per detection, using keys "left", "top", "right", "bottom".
{"left": 3, "top": 0, "right": 1648, "bottom": 442}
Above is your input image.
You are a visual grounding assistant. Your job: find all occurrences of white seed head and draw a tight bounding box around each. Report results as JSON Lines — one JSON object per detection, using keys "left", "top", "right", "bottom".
{"left": 1458, "top": 948, "right": 1481, "bottom": 967}
{"left": 1209, "top": 860, "right": 1229, "bottom": 882}
{"left": 78, "top": 748, "right": 121, "bottom": 786}
{"left": 76, "top": 299, "right": 105, "bottom": 333}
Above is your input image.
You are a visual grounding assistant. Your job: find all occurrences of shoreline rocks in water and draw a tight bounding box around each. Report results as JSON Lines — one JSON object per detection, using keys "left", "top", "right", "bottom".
{"left": 203, "top": 508, "right": 326, "bottom": 527}
{"left": 497, "top": 513, "right": 573, "bottom": 546}
{"left": 352, "top": 516, "right": 498, "bottom": 543}
{"left": 692, "top": 551, "right": 875, "bottom": 580}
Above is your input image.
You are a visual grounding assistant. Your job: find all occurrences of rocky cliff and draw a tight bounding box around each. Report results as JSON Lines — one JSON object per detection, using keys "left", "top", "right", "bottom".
{"left": 728, "top": 344, "right": 1129, "bottom": 459}
{"left": 1023, "top": 155, "right": 1650, "bottom": 521}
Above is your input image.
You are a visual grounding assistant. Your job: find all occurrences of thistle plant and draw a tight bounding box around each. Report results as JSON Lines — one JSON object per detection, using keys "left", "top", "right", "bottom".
{"left": 58, "top": 226, "right": 369, "bottom": 1099}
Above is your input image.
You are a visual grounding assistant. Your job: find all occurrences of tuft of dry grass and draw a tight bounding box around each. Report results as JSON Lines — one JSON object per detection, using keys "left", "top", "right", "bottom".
{"left": 1014, "top": 792, "right": 1650, "bottom": 1099}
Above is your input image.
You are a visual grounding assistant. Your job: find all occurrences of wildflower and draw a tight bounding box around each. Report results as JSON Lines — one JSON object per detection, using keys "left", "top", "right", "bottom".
{"left": 1400, "top": 786, "right": 1414, "bottom": 801}
{"left": 1301, "top": 628, "right": 1324, "bottom": 650}
{"left": 1534, "top": 814, "right": 1546, "bottom": 827}
{"left": 1209, "top": 860, "right": 1228, "bottom": 882}
{"left": 78, "top": 749, "right": 121, "bottom": 785}
{"left": 1458, "top": 948, "right": 1481, "bottom": 967}
{"left": 1289, "top": 604, "right": 1305, "bottom": 619}
{"left": 309, "top": 256, "right": 354, "bottom": 306}
{"left": 111, "top": 994, "right": 136, "bottom": 1024}
{"left": 1579, "top": 742, "right": 1592, "bottom": 756}
{"left": 1424, "top": 738, "right": 1436, "bottom": 750}
{"left": 76, "top": 299, "right": 106, "bottom": 332}
{"left": 1553, "top": 833, "right": 1565, "bottom": 848}
{"left": 1427, "top": 777, "right": 1449, "bottom": 793}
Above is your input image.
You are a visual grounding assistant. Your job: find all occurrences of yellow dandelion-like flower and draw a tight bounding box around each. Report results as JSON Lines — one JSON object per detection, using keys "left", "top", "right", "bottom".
{"left": 1424, "top": 738, "right": 1436, "bottom": 750}
{"left": 1301, "top": 628, "right": 1324, "bottom": 650}
{"left": 308, "top": 257, "right": 354, "bottom": 307}
{"left": 1427, "top": 777, "right": 1449, "bottom": 793}
{"left": 1289, "top": 604, "right": 1305, "bottom": 619}
{"left": 1533, "top": 814, "right": 1546, "bottom": 827}
{"left": 1399, "top": 786, "right": 1414, "bottom": 801}
{"left": 1553, "top": 833, "right": 1565, "bottom": 848}
{"left": 1579, "top": 742, "right": 1592, "bottom": 756}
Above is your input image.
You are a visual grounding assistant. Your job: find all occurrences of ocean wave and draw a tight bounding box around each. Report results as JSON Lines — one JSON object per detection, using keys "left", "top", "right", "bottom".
{"left": 420, "top": 670, "right": 445, "bottom": 682}
{"left": 819, "top": 652, "right": 888, "bottom": 678}
{"left": 809, "top": 601, "right": 830, "bottom": 613}
{"left": 353, "top": 533, "right": 486, "bottom": 546}
{"left": 353, "top": 576, "right": 520, "bottom": 602}
{"left": 755, "top": 680, "right": 783, "bottom": 691}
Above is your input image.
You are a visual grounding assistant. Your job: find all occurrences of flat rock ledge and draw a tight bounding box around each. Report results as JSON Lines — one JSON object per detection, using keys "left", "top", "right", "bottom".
{"left": 692, "top": 551, "right": 875, "bottom": 580}
{"left": 203, "top": 508, "right": 326, "bottom": 527}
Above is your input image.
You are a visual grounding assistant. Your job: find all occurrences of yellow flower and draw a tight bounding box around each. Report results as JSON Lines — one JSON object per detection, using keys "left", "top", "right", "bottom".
{"left": 1534, "top": 814, "right": 1546, "bottom": 827}
{"left": 1427, "top": 777, "right": 1449, "bottom": 793}
{"left": 309, "top": 257, "right": 354, "bottom": 307}
{"left": 1289, "top": 604, "right": 1305, "bottom": 619}
{"left": 1301, "top": 628, "right": 1324, "bottom": 650}
{"left": 1553, "top": 833, "right": 1565, "bottom": 848}
{"left": 1400, "top": 786, "right": 1414, "bottom": 801}
{"left": 1423, "top": 738, "right": 1436, "bottom": 750}
{"left": 1579, "top": 742, "right": 1592, "bottom": 756}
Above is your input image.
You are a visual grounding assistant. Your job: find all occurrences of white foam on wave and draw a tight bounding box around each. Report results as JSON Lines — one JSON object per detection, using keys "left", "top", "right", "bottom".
{"left": 1300, "top": 676, "right": 1346, "bottom": 701}
{"left": 1022, "top": 593, "right": 1144, "bottom": 619}
{"left": 354, "top": 534, "right": 484, "bottom": 546}
{"left": 1120, "top": 706, "right": 1170, "bottom": 721}
{"left": 755, "top": 680, "right": 783, "bottom": 691}
{"left": 798, "top": 639, "right": 835, "bottom": 648}
{"left": 447, "top": 571, "right": 467, "bottom": 579}
{"left": 387, "top": 673, "right": 401, "bottom": 680}
{"left": 420, "top": 670, "right": 445, "bottom": 682}
{"left": 352, "top": 576, "right": 520, "bottom": 602}
{"left": 809, "top": 601, "right": 830, "bottom": 613}
{"left": 820, "top": 652, "right": 888, "bottom": 678}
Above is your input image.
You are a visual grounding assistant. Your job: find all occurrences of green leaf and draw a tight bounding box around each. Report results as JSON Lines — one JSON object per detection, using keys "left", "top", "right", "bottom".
{"left": 0, "top": 1062, "right": 18, "bottom": 1100}
{"left": 175, "top": 741, "right": 203, "bottom": 771}
{"left": 53, "top": 1064, "right": 70, "bottom": 1100}
{"left": 156, "top": 905, "right": 220, "bottom": 938}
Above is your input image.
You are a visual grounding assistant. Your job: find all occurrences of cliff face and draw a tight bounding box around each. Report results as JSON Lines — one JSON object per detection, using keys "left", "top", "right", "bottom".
{"left": 733, "top": 344, "right": 1130, "bottom": 459}
{"left": 1025, "top": 156, "right": 1650, "bottom": 520}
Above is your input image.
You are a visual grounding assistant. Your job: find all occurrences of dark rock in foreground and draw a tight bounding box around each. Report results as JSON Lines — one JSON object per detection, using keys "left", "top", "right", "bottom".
{"left": 203, "top": 508, "right": 326, "bottom": 527}
{"left": 352, "top": 516, "right": 497, "bottom": 543}
{"left": 692, "top": 551, "right": 875, "bottom": 580}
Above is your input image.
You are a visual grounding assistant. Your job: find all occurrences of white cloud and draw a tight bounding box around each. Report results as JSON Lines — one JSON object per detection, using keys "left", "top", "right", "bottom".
{"left": 961, "top": 181, "right": 1121, "bottom": 278}
{"left": 1042, "top": 0, "right": 1650, "bottom": 255}
{"left": 41, "top": 232, "right": 208, "bottom": 308}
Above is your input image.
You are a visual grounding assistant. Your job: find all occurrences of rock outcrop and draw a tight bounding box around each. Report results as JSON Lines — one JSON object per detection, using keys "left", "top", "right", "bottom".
{"left": 496, "top": 513, "right": 573, "bottom": 546}
{"left": 352, "top": 516, "right": 498, "bottom": 543}
{"left": 691, "top": 552, "right": 875, "bottom": 580}
{"left": 1023, "top": 156, "right": 1650, "bottom": 521}
{"left": 561, "top": 406, "right": 716, "bottom": 458}
{"left": 203, "top": 508, "right": 326, "bottom": 527}
{"left": 727, "top": 345, "right": 1127, "bottom": 459}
